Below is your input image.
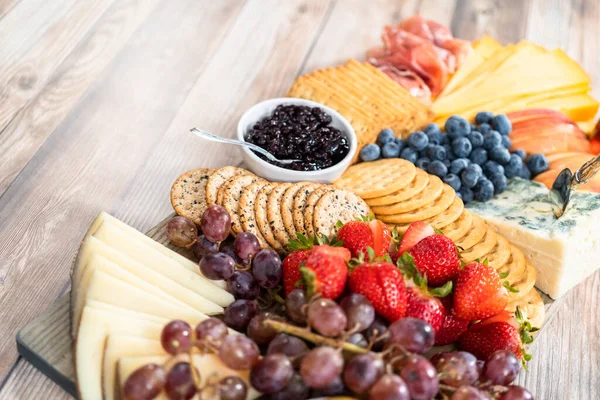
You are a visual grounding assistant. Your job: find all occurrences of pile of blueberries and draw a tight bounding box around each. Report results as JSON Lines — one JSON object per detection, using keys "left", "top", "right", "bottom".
{"left": 359, "top": 112, "right": 549, "bottom": 203}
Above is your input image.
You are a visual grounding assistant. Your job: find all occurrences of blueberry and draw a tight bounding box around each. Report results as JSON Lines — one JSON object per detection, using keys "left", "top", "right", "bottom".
{"left": 445, "top": 115, "right": 471, "bottom": 139}
{"left": 441, "top": 134, "right": 450, "bottom": 145}
{"left": 382, "top": 142, "right": 401, "bottom": 158}
{"left": 483, "top": 161, "right": 505, "bottom": 177}
{"left": 489, "top": 146, "right": 511, "bottom": 164}
{"left": 512, "top": 149, "right": 527, "bottom": 161}
{"left": 415, "top": 157, "right": 431, "bottom": 170}
{"left": 450, "top": 158, "right": 470, "bottom": 175}
{"left": 461, "top": 164, "right": 482, "bottom": 189}
{"left": 459, "top": 187, "right": 474, "bottom": 203}
{"left": 489, "top": 173, "right": 508, "bottom": 194}
{"left": 518, "top": 164, "right": 532, "bottom": 180}
{"left": 492, "top": 114, "right": 512, "bottom": 135}
{"left": 452, "top": 137, "right": 472, "bottom": 158}
{"left": 407, "top": 131, "right": 429, "bottom": 151}
{"left": 527, "top": 153, "right": 549, "bottom": 176}
{"left": 501, "top": 135, "right": 512, "bottom": 149}
{"left": 442, "top": 144, "right": 454, "bottom": 161}
{"left": 424, "top": 124, "right": 443, "bottom": 144}
{"left": 469, "top": 148, "right": 488, "bottom": 165}
{"left": 467, "top": 131, "right": 484, "bottom": 148}
{"left": 474, "top": 178, "right": 495, "bottom": 201}
{"left": 442, "top": 159, "right": 452, "bottom": 168}
{"left": 505, "top": 163, "right": 520, "bottom": 179}
{"left": 394, "top": 138, "right": 406, "bottom": 151}
{"left": 483, "top": 131, "right": 502, "bottom": 150}
{"left": 359, "top": 144, "right": 381, "bottom": 162}
{"left": 428, "top": 160, "right": 448, "bottom": 178}
{"left": 475, "top": 112, "right": 494, "bottom": 125}
{"left": 443, "top": 173, "right": 462, "bottom": 191}
{"left": 427, "top": 145, "right": 447, "bottom": 161}
{"left": 478, "top": 123, "right": 491, "bottom": 134}
{"left": 508, "top": 153, "right": 524, "bottom": 169}
{"left": 377, "top": 128, "right": 395, "bottom": 146}
{"left": 400, "top": 147, "right": 419, "bottom": 163}
{"left": 470, "top": 123, "right": 478, "bottom": 132}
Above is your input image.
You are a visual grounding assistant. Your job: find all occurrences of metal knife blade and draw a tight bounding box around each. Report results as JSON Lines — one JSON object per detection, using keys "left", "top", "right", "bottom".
{"left": 549, "top": 153, "right": 600, "bottom": 218}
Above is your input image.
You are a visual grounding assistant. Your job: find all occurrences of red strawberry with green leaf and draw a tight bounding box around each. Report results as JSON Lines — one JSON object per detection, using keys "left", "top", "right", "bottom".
{"left": 406, "top": 234, "right": 461, "bottom": 286}
{"left": 337, "top": 216, "right": 391, "bottom": 260}
{"left": 435, "top": 295, "right": 470, "bottom": 346}
{"left": 398, "top": 221, "right": 435, "bottom": 255}
{"left": 348, "top": 261, "right": 408, "bottom": 322}
{"left": 405, "top": 287, "right": 445, "bottom": 334}
{"left": 301, "top": 244, "right": 350, "bottom": 299}
{"left": 283, "top": 235, "right": 314, "bottom": 295}
{"left": 453, "top": 262, "right": 509, "bottom": 321}
{"left": 458, "top": 307, "right": 537, "bottom": 361}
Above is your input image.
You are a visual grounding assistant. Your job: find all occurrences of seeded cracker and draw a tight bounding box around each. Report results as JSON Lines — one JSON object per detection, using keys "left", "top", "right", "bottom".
{"left": 281, "top": 183, "right": 318, "bottom": 238}
{"left": 220, "top": 175, "right": 265, "bottom": 235}
{"left": 304, "top": 187, "right": 334, "bottom": 239}
{"left": 266, "top": 182, "right": 293, "bottom": 248}
{"left": 238, "top": 180, "right": 271, "bottom": 248}
{"left": 206, "top": 166, "right": 250, "bottom": 206}
{"left": 313, "top": 190, "right": 371, "bottom": 239}
{"left": 293, "top": 183, "right": 325, "bottom": 235}
{"left": 170, "top": 168, "right": 214, "bottom": 226}
{"left": 254, "top": 183, "right": 284, "bottom": 252}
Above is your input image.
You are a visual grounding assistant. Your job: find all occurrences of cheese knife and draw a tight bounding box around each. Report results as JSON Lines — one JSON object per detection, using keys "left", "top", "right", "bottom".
{"left": 549, "top": 153, "right": 600, "bottom": 218}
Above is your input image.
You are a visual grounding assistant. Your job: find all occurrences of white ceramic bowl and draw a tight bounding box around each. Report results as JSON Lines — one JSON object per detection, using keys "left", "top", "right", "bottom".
{"left": 237, "top": 98, "right": 356, "bottom": 183}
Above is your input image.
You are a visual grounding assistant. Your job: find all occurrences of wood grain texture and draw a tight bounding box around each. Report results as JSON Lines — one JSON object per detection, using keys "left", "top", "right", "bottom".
{"left": 0, "top": 0, "right": 598, "bottom": 398}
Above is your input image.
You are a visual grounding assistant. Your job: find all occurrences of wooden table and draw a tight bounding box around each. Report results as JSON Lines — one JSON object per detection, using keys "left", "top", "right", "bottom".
{"left": 0, "top": 0, "right": 598, "bottom": 398}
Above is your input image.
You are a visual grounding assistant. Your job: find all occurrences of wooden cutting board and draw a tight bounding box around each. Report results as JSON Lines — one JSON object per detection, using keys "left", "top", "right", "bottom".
{"left": 16, "top": 214, "right": 565, "bottom": 398}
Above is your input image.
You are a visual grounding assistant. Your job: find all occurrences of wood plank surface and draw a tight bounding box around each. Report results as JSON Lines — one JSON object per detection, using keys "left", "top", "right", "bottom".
{"left": 0, "top": 0, "right": 598, "bottom": 398}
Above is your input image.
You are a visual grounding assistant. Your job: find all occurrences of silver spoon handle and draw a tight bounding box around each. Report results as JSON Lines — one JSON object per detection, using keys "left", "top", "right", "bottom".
{"left": 190, "top": 128, "right": 279, "bottom": 163}
{"left": 571, "top": 153, "right": 600, "bottom": 190}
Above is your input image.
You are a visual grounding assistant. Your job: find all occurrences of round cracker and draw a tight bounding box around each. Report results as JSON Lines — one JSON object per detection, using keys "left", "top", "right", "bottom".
{"left": 461, "top": 226, "right": 499, "bottom": 263}
{"left": 221, "top": 175, "right": 264, "bottom": 235}
{"left": 267, "top": 182, "right": 293, "bottom": 248}
{"left": 497, "top": 245, "right": 527, "bottom": 286}
{"left": 255, "top": 183, "right": 284, "bottom": 251}
{"left": 170, "top": 168, "right": 214, "bottom": 225}
{"left": 333, "top": 159, "right": 416, "bottom": 199}
{"left": 441, "top": 210, "right": 473, "bottom": 242}
{"left": 507, "top": 263, "right": 537, "bottom": 301}
{"left": 482, "top": 234, "right": 512, "bottom": 270}
{"left": 425, "top": 195, "right": 464, "bottom": 229}
{"left": 376, "top": 184, "right": 455, "bottom": 224}
{"left": 365, "top": 169, "right": 429, "bottom": 206}
{"left": 313, "top": 190, "right": 371, "bottom": 239}
{"left": 506, "top": 287, "right": 545, "bottom": 329}
{"left": 372, "top": 175, "right": 444, "bottom": 215}
{"left": 454, "top": 214, "right": 487, "bottom": 250}
{"left": 238, "top": 180, "right": 271, "bottom": 248}
{"left": 292, "top": 183, "right": 323, "bottom": 236}
{"left": 281, "top": 182, "right": 320, "bottom": 238}
{"left": 205, "top": 166, "right": 249, "bottom": 206}
{"left": 304, "top": 187, "right": 334, "bottom": 239}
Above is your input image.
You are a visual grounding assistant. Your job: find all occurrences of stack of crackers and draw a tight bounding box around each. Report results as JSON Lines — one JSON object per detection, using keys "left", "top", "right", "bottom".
{"left": 287, "top": 59, "right": 433, "bottom": 162}
{"left": 171, "top": 166, "right": 370, "bottom": 253}
{"left": 333, "top": 159, "right": 544, "bottom": 328}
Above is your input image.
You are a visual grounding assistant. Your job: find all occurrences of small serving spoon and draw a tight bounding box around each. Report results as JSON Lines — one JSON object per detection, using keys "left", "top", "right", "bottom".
{"left": 190, "top": 128, "right": 302, "bottom": 165}
{"left": 549, "top": 153, "right": 600, "bottom": 218}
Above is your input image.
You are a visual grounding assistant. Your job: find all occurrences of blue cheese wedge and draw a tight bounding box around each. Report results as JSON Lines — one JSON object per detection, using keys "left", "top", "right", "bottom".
{"left": 466, "top": 178, "right": 600, "bottom": 299}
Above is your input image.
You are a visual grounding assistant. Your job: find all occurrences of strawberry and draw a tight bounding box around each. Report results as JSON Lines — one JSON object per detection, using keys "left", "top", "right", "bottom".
{"left": 398, "top": 221, "right": 435, "bottom": 255}
{"left": 435, "top": 295, "right": 470, "bottom": 346}
{"left": 301, "top": 245, "right": 350, "bottom": 299}
{"left": 453, "top": 262, "right": 509, "bottom": 321}
{"left": 459, "top": 307, "right": 538, "bottom": 361}
{"left": 337, "top": 218, "right": 391, "bottom": 259}
{"left": 348, "top": 261, "right": 408, "bottom": 321}
{"left": 283, "top": 250, "right": 310, "bottom": 295}
{"left": 405, "top": 287, "right": 444, "bottom": 334}
{"left": 407, "top": 234, "right": 461, "bottom": 286}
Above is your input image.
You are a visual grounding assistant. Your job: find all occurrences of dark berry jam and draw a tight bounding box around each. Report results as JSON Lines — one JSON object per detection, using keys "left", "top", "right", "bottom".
{"left": 245, "top": 104, "right": 350, "bottom": 171}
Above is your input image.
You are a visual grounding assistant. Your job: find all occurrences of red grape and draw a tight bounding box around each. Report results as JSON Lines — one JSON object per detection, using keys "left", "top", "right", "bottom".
{"left": 195, "top": 318, "right": 228, "bottom": 343}
{"left": 365, "top": 316, "right": 389, "bottom": 351}
{"left": 191, "top": 235, "right": 218, "bottom": 260}
{"left": 434, "top": 351, "right": 479, "bottom": 387}
{"left": 123, "top": 364, "right": 166, "bottom": 400}
{"left": 219, "top": 335, "right": 260, "bottom": 370}
{"left": 387, "top": 317, "right": 435, "bottom": 354}
{"left": 399, "top": 354, "right": 439, "bottom": 400}
{"left": 500, "top": 385, "right": 534, "bottom": 400}
{"left": 199, "top": 252, "right": 235, "bottom": 280}
{"left": 267, "top": 333, "right": 309, "bottom": 367}
{"left": 340, "top": 293, "right": 375, "bottom": 331}
{"left": 167, "top": 217, "right": 198, "bottom": 247}
{"left": 227, "top": 270, "right": 259, "bottom": 300}
{"left": 251, "top": 249, "right": 282, "bottom": 289}
{"left": 307, "top": 298, "right": 347, "bottom": 337}
{"left": 310, "top": 376, "right": 346, "bottom": 397}
{"left": 250, "top": 354, "right": 294, "bottom": 393}
{"left": 247, "top": 312, "right": 283, "bottom": 345}
{"left": 161, "top": 320, "right": 192, "bottom": 355}
{"left": 165, "top": 362, "right": 197, "bottom": 400}
{"left": 201, "top": 205, "right": 231, "bottom": 243}
{"left": 300, "top": 346, "right": 344, "bottom": 389}
{"left": 234, "top": 232, "right": 260, "bottom": 261}
{"left": 369, "top": 374, "right": 410, "bottom": 400}
{"left": 219, "top": 376, "right": 247, "bottom": 400}
{"left": 223, "top": 299, "right": 258, "bottom": 331}
{"left": 347, "top": 332, "right": 368, "bottom": 348}
{"left": 450, "top": 385, "right": 489, "bottom": 400}
{"left": 482, "top": 350, "right": 520, "bottom": 385}
{"left": 221, "top": 245, "right": 243, "bottom": 264}
{"left": 343, "top": 352, "right": 384, "bottom": 394}
{"left": 270, "top": 373, "right": 309, "bottom": 400}
{"left": 285, "top": 289, "right": 308, "bottom": 324}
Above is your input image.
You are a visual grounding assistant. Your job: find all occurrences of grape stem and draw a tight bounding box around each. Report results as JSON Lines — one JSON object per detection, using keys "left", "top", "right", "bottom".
{"left": 264, "top": 319, "right": 368, "bottom": 354}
